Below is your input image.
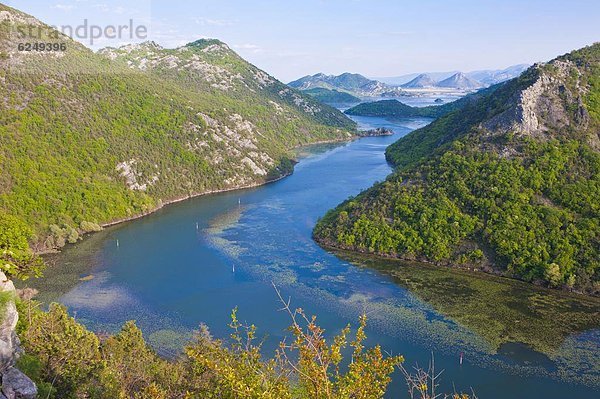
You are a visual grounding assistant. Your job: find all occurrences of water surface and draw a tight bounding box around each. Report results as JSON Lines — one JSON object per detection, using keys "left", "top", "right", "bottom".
{"left": 32, "top": 115, "right": 600, "bottom": 398}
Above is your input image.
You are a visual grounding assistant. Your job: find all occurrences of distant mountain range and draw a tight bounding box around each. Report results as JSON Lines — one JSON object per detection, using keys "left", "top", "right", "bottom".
{"left": 289, "top": 64, "right": 529, "bottom": 99}
{"left": 400, "top": 71, "right": 483, "bottom": 90}
{"left": 377, "top": 64, "right": 529, "bottom": 87}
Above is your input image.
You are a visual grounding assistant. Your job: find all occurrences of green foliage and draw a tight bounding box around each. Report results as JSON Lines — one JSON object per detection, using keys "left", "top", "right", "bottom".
{"left": 316, "top": 138, "right": 600, "bottom": 293}
{"left": 303, "top": 88, "right": 361, "bottom": 104}
{"left": 16, "top": 354, "right": 57, "bottom": 398}
{"left": 21, "top": 303, "right": 102, "bottom": 396}
{"left": 17, "top": 299, "right": 406, "bottom": 398}
{"left": 315, "top": 43, "right": 600, "bottom": 294}
{"left": 0, "top": 211, "right": 43, "bottom": 279}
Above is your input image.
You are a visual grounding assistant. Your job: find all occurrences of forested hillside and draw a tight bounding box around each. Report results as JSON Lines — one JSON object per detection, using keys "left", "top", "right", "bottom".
{"left": 315, "top": 44, "right": 600, "bottom": 295}
{"left": 0, "top": 4, "right": 355, "bottom": 259}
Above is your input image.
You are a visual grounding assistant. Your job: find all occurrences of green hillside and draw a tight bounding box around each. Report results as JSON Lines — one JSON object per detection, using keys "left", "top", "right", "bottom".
{"left": 315, "top": 43, "right": 600, "bottom": 295}
{"left": 303, "top": 87, "right": 361, "bottom": 104}
{"left": 0, "top": 3, "right": 355, "bottom": 264}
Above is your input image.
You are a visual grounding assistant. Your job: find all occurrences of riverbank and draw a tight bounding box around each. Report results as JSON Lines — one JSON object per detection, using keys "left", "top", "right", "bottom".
{"left": 35, "top": 134, "right": 358, "bottom": 256}
{"left": 313, "top": 236, "right": 599, "bottom": 298}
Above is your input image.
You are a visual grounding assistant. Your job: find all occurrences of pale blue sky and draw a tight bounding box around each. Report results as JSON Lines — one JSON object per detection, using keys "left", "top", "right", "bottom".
{"left": 7, "top": 0, "right": 600, "bottom": 81}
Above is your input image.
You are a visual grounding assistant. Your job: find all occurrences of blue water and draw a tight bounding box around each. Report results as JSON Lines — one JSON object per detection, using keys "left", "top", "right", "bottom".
{"left": 37, "top": 115, "right": 599, "bottom": 398}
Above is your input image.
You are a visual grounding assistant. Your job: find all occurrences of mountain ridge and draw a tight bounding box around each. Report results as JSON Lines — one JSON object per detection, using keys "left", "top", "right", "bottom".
{"left": 375, "top": 64, "right": 529, "bottom": 86}
{"left": 0, "top": 3, "right": 355, "bottom": 252}
{"left": 401, "top": 73, "right": 437, "bottom": 88}
{"left": 314, "top": 43, "right": 600, "bottom": 295}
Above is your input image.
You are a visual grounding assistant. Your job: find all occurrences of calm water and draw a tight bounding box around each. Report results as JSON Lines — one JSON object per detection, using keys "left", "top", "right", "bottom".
{"left": 33, "top": 115, "right": 599, "bottom": 398}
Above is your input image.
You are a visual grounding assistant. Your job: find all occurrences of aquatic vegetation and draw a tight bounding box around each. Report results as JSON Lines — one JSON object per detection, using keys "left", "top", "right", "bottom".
{"left": 341, "top": 253, "right": 600, "bottom": 356}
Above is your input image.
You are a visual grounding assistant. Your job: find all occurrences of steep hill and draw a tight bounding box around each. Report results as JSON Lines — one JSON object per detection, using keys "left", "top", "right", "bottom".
{"left": 314, "top": 43, "right": 600, "bottom": 295}
{"left": 0, "top": 3, "right": 355, "bottom": 253}
{"left": 437, "top": 72, "right": 483, "bottom": 89}
{"left": 401, "top": 73, "right": 436, "bottom": 88}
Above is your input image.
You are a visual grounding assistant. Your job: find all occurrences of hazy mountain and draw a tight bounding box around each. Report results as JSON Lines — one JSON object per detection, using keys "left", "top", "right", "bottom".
{"left": 437, "top": 72, "right": 483, "bottom": 89}
{"left": 376, "top": 64, "right": 529, "bottom": 87}
{"left": 468, "top": 64, "right": 530, "bottom": 86}
{"left": 401, "top": 73, "right": 437, "bottom": 88}
{"left": 288, "top": 72, "right": 403, "bottom": 97}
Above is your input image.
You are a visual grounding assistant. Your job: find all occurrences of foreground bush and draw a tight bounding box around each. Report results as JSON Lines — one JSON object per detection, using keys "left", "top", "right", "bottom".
{"left": 16, "top": 297, "right": 473, "bottom": 398}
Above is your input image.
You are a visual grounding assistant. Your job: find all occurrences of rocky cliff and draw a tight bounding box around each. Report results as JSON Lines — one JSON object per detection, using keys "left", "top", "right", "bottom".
{"left": 0, "top": 273, "right": 36, "bottom": 399}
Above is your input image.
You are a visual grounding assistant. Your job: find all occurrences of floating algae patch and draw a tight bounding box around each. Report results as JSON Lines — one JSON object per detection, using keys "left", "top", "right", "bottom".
{"left": 203, "top": 205, "right": 250, "bottom": 259}
{"left": 266, "top": 260, "right": 600, "bottom": 387}
{"left": 554, "top": 329, "right": 600, "bottom": 387}
{"left": 19, "top": 227, "right": 114, "bottom": 305}
{"left": 330, "top": 252, "right": 600, "bottom": 386}
{"left": 206, "top": 204, "right": 249, "bottom": 232}
{"left": 338, "top": 253, "right": 600, "bottom": 356}
{"left": 281, "top": 275, "right": 494, "bottom": 357}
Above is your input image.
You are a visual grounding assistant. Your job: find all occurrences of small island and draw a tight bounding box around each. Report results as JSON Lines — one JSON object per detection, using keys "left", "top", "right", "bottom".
{"left": 357, "top": 127, "right": 393, "bottom": 137}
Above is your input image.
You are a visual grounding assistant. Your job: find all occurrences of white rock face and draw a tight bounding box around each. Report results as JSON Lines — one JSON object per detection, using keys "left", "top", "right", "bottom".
{"left": 0, "top": 272, "right": 37, "bottom": 399}
{"left": 196, "top": 112, "right": 274, "bottom": 174}
{"left": 277, "top": 88, "right": 321, "bottom": 115}
{"left": 0, "top": 274, "right": 17, "bottom": 372}
{"left": 0, "top": 10, "right": 40, "bottom": 26}
{"left": 482, "top": 60, "right": 591, "bottom": 146}
{"left": 116, "top": 159, "right": 159, "bottom": 191}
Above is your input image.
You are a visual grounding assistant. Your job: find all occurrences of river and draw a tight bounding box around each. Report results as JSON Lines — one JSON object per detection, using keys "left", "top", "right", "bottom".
{"left": 30, "top": 114, "right": 600, "bottom": 398}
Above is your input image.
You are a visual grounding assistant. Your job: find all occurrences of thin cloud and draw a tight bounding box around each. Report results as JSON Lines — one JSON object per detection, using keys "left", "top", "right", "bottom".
{"left": 52, "top": 4, "right": 75, "bottom": 11}
{"left": 192, "top": 17, "right": 234, "bottom": 27}
{"left": 233, "top": 43, "right": 263, "bottom": 54}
